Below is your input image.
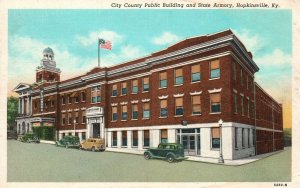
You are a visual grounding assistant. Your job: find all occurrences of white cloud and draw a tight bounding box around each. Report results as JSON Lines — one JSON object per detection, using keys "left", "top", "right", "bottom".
{"left": 76, "top": 30, "right": 123, "bottom": 47}
{"left": 233, "top": 29, "right": 265, "bottom": 54}
{"left": 254, "top": 48, "right": 291, "bottom": 67}
{"left": 152, "top": 32, "right": 180, "bottom": 45}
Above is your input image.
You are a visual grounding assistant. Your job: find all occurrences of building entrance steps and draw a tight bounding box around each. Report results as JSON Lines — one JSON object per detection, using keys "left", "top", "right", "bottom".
{"left": 105, "top": 147, "right": 288, "bottom": 165}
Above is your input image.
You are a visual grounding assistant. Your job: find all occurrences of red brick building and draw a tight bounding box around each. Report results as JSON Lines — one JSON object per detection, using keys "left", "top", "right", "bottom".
{"left": 14, "top": 29, "right": 283, "bottom": 160}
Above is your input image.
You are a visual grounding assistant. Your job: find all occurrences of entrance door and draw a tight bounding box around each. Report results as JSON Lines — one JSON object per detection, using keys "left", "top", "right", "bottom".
{"left": 92, "top": 123, "right": 100, "bottom": 138}
{"left": 182, "top": 135, "right": 196, "bottom": 156}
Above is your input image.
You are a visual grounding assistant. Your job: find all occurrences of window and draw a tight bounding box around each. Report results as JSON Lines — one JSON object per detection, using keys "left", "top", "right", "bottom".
{"left": 112, "top": 84, "right": 118, "bottom": 96}
{"left": 112, "top": 106, "right": 118, "bottom": 121}
{"left": 132, "top": 79, "right": 138, "bottom": 94}
{"left": 247, "top": 98, "right": 250, "bottom": 118}
{"left": 91, "top": 86, "right": 101, "bottom": 103}
{"left": 61, "top": 96, "right": 65, "bottom": 105}
{"left": 160, "top": 99, "right": 168, "bottom": 117}
{"left": 68, "top": 95, "right": 72, "bottom": 104}
{"left": 240, "top": 69, "right": 243, "bottom": 86}
{"left": 34, "top": 101, "right": 37, "bottom": 109}
{"left": 159, "top": 72, "right": 167, "bottom": 88}
{"left": 233, "top": 93, "right": 238, "bottom": 114}
{"left": 175, "top": 97, "right": 183, "bottom": 116}
{"left": 68, "top": 112, "right": 72, "bottom": 124}
{"left": 132, "top": 130, "right": 138, "bottom": 147}
{"left": 112, "top": 131, "right": 117, "bottom": 147}
{"left": 121, "top": 82, "right": 127, "bottom": 95}
{"left": 75, "top": 112, "right": 79, "bottom": 123}
{"left": 248, "top": 128, "right": 250, "bottom": 148}
{"left": 210, "top": 93, "right": 221, "bottom": 113}
{"left": 252, "top": 129, "right": 255, "bottom": 146}
{"left": 235, "top": 127, "right": 238, "bottom": 149}
{"left": 232, "top": 62, "right": 236, "bottom": 80}
{"left": 191, "top": 95, "right": 201, "bottom": 115}
{"left": 160, "top": 129, "right": 168, "bottom": 143}
{"left": 132, "top": 104, "right": 138, "bottom": 120}
{"left": 241, "top": 95, "right": 244, "bottom": 116}
{"left": 122, "top": 131, "right": 127, "bottom": 147}
{"left": 175, "top": 68, "right": 183, "bottom": 85}
{"left": 51, "top": 100, "right": 55, "bottom": 107}
{"left": 62, "top": 113, "right": 66, "bottom": 125}
{"left": 143, "top": 102, "right": 150, "bottom": 119}
{"left": 142, "top": 77, "right": 149, "bottom": 92}
{"left": 242, "top": 128, "right": 245, "bottom": 148}
{"left": 211, "top": 127, "right": 220, "bottom": 149}
{"left": 210, "top": 59, "right": 220, "bottom": 79}
{"left": 82, "top": 111, "right": 86, "bottom": 124}
{"left": 81, "top": 92, "right": 86, "bottom": 102}
{"left": 121, "top": 105, "right": 127, "bottom": 120}
{"left": 246, "top": 75, "right": 249, "bottom": 89}
{"left": 82, "top": 132, "right": 86, "bottom": 140}
{"left": 75, "top": 96, "right": 79, "bottom": 103}
{"left": 191, "top": 64, "right": 201, "bottom": 82}
{"left": 143, "top": 130, "right": 150, "bottom": 147}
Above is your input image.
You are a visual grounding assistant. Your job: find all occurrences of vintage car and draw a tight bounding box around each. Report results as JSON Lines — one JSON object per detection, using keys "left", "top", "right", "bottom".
{"left": 144, "top": 143, "right": 187, "bottom": 163}
{"left": 56, "top": 136, "right": 80, "bottom": 148}
{"left": 19, "top": 133, "right": 40, "bottom": 143}
{"left": 79, "top": 138, "right": 105, "bottom": 152}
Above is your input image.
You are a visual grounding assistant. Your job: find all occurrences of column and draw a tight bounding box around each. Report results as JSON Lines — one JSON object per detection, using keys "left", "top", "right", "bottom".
{"left": 59, "top": 133, "right": 63, "bottom": 140}
{"left": 18, "top": 98, "right": 21, "bottom": 114}
{"left": 117, "top": 131, "right": 122, "bottom": 148}
{"left": 127, "top": 130, "right": 132, "bottom": 149}
{"left": 138, "top": 130, "right": 143, "bottom": 150}
{"left": 21, "top": 97, "right": 24, "bottom": 114}
{"left": 168, "top": 129, "right": 176, "bottom": 143}
{"left": 150, "top": 129, "right": 160, "bottom": 147}
{"left": 107, "top": 131, "right": 112, "bottom": 148}
{"left": 29, "top": 96, "right": 32, "bottom": 115}
{"left": 27, "top": 96, "right": 30, "bottom": 115}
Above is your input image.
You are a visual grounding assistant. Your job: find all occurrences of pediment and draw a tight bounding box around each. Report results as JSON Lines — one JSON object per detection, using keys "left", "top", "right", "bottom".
{"left": 13, "top": 83, "right": 31, "bottom": 92}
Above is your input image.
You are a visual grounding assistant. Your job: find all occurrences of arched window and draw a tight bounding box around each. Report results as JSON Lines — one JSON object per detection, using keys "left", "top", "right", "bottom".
{"left": 22, "top": 122, "right": 25, "bottom": 134}
{"left": 27, "top": 123, "right": 29, "bottom": 133}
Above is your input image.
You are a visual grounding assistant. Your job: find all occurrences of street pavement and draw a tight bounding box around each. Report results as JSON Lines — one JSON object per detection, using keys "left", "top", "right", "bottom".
{"left": 7, "top": 140, "right": 291, "bottom": 182}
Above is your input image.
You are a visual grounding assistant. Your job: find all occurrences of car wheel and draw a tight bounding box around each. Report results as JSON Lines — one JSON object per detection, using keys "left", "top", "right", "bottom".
{"left": 92, "top": 147, "right": 95, "bottom": 152}
{"left": 100, "top": 145, "right": 105, "bottom": 152}
{"left": 167, "top": 154, "right": 175, "bottom": 163}
{"left": 144, "top": 152, "right": 151, "bottom": 160}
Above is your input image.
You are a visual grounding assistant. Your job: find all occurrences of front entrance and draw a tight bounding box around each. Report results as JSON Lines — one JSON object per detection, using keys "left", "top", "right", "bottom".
{"left": 176, "top": 128, "right": 201, "bottom": 156}
{"left": 92, "top": 123, "right": 100, "bottom": 138}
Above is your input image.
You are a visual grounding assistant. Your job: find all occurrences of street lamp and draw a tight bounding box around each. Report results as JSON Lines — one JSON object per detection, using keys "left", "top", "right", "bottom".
{"left": 73, "top": 119, "right": 76, "bottom": 135}
{"left": 218, "top": 119, "right": 224, "bottom": 163}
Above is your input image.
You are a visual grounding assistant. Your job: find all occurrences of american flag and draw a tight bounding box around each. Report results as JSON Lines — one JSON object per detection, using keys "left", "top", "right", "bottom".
{"left": 99, "top": 39, "right": 112, "bottom": 50}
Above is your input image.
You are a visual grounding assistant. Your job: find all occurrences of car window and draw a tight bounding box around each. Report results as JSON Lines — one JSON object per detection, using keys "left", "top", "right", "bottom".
{"left": 158, "top": 144, "right": 163, "bottom": 149}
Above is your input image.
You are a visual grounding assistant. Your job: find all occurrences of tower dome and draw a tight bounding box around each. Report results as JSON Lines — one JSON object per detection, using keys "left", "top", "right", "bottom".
{"left": 43, "top": 47, "right": 54, "bottom": 60}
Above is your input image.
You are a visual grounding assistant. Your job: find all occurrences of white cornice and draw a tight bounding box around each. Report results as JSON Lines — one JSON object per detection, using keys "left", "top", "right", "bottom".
{"left": 240, "top": 93, "right": 244, "bottom": 97}
{"left": 173, "top": 93, "right": 184, "bottom": 98}
{"left": 158, "top": 95, "right": 168, "bottom": 99}
{"left": 131, "top": 100, "right": 139, "bottom": 104}
{"left": 120, "top": 101, "right": 128, "bottom": 105}
{"left": 233, "top": 89, "right": 237, "bottom": 93}
{"left": 141, "top": 99, "right": 150, "bottom": 102}
{"left": 208, "top": 88, "right": 222, "bottom": 93}
{"left": 111, "top": 103, "right": 118, "bottom": 106}
{"left": 190, "top": 91, "right": 202, "bottom": 95}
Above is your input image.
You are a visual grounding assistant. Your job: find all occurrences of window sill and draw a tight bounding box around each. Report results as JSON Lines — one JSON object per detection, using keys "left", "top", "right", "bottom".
{"left": 143, "top": 147, "right": 150, "bottom": 149}
{"left": 111, "top": 121, "right": 117, "bottom": 122}
{"left": 174, "top": 84, "right": 183, "bottom": 87}
{"left": 81, "top": 101, "right": 86, "bottom": 103}
{"left": 209, "top": 77, "right": 220, "bottom": 81}
{"left": 121, "top": 120, "right": 127, "bottom": 121}
{"left": 210, "top": 148, "right": 220, "bottom": 151}
{"left": 159, "top": 117, "right": 167, "bottom": 118}
{"left": 142, "top": 91, "right": 149, "bottom": 93}
{"left": 191, "top": 114, "right": 201, "bottom": 116}
{"left": 142, "top": 118, "right": 150, "bottom": 120}
{"left": 159, "top": 87, "right": 167, "bottom": 90}
{"left": 62, "top": 104, "right": 66, "bottom": 106}
{"left": 210, "top": 112, "right": 221, "bottom": 114}
{"left": 91, "top": 102, "right": 101, "bottom": 104}
{"left": 121, "top": 94, "right": 127, "bottom": 96}
{"left": 112, "top": 146, "right": 117, "bottom": 148}
{"left": 174, "top": 115, "right": 183, "bottom": 117}
{"left": 131, "top": 146, "right": 138, "bottom": 148}
{"left": 121, "top": 146, "right": 127, "bottom": 148}
{"left": 111, "top": 96, "right": 117, "bottom": 97}
{"left": 131, "top": 93, "right": 138, "bottom": 95}
{"left": 191, "top": 80, "right": 201, "bottom": 84}
{"left": 131, "top": 119, "right": 138, "bottom": 121}
{"left": 75, "top": 102, "right": 79, "bottom": 104}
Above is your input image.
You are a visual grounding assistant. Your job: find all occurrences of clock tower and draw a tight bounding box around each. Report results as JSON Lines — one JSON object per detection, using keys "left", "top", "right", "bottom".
{"left": 36, "top": 47, "right": 61, "bottom": 83}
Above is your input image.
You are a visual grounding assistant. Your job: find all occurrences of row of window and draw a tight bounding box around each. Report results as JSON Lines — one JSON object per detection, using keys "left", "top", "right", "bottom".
{"left": 111, "top": 93, "right": 221, "bottom": 121}
{"left": 232, "top": 62, "right": 253, "bottom": 91}
{"left": 234, "top": 128, "right": 255, "bottom": 149}
{"left": 233, "top": 92, "right": 255, "bottom": 118}
{"left": 61, "top": 111, "right": 86, "bottom": 125}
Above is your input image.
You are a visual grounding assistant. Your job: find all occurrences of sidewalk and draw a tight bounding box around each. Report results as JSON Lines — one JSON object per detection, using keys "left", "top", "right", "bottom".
{"left": 106, "top": 147, "right": 286, "bottom": 166}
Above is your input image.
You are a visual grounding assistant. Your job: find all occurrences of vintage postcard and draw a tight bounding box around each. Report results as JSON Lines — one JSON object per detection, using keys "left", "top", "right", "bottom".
{"left": 0, "top": 0, "right": 299, "bottom": 187}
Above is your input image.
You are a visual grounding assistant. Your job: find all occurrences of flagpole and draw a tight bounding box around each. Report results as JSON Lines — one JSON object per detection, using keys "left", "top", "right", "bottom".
{"left": 98, "top": 39, "right": 100, "bottom": 67}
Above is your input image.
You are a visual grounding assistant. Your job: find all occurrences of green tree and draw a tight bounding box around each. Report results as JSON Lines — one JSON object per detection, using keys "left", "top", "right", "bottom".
{"left": 7, "top": 96, "right": 18, "bottom": 129}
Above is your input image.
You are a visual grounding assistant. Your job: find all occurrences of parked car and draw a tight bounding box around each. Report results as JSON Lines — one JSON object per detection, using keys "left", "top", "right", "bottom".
{"left": 79, "top": 138, "right": 105, "bottom": 152}
{"left": 19, "top": 133, "right": 40, "bottom": 143}
{"left": 56, "top": 136, "right": 80, "bottom": 148}
{"left": 144, "top": 143, "right": 187, "bottom": 163}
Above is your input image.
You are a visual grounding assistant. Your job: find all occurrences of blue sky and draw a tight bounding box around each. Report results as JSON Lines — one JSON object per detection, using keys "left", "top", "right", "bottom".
{"left": 8, "top": 9, "right": 292, "bottom": 104}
